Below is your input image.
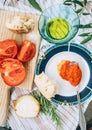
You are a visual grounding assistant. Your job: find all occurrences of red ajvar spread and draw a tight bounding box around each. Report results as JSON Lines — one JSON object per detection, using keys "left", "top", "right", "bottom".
{"left": 57, "top": 60, "right": 82, "bottom": 86}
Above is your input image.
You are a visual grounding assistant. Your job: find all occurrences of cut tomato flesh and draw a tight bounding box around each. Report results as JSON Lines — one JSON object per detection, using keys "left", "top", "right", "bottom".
{"left": 0, "top": 58, "right": 26, "bottom": 86}
{"left": 0, "top": 39, "right": 18, "bottom": 60}
{"left": 17, "top": 40, "right": 36, "bottom": 62}
{"left": 2, "top": 68, "right": 26, "bottom": 86}
{"left": 0, "top": 58, "right": 23, "bottom": 73}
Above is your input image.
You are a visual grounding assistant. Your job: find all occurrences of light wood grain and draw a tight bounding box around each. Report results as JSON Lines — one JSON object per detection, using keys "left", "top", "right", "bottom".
{"left": 0, "top": 82, "right": 10, "bottom": 125}
{"left": 0, "top": 10, "right": 41, "bottom": 125}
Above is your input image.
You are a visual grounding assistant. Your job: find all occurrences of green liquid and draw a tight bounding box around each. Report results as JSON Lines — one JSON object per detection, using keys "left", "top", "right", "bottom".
{"left": 46, "top": 18, "right": 69, "bottom": 39}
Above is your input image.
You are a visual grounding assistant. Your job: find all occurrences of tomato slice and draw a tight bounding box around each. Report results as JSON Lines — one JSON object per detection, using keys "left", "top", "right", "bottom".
{"left": 17, "top": 40, "right": 36, "bottom": 62}
{"left": 0, "top": 58, "right": 22, "bottom": 73}
{"left": 0, "top": 58, "right": 26, "bottom": 86}
{"left": 0, "top": 39, "right": 18, "bottom": 60}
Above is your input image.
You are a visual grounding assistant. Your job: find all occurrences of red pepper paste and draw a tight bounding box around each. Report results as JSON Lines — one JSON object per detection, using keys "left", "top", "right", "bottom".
{"left": 57, "top": 60, "right": 82, "bottom": 86}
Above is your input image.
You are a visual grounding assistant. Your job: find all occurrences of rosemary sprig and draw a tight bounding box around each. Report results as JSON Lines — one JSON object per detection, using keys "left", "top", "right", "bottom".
{"left": 33, "top": 91, "right": 61, "bottom": 128}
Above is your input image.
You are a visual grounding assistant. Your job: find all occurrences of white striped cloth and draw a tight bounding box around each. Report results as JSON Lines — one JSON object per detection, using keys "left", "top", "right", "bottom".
{"left": 0, "top": 0, "right": 92, "bottom": 130}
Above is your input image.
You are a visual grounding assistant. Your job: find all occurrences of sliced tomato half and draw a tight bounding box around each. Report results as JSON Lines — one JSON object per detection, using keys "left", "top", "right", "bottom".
{"left": 0, "top": 58, "right": 22, "bottom": 73}
{"left": 17, "top": 40, "right": 36, "bottom": 62}
{"left": 0, "top": 58, "right": 26, "bottom": 86}
{"left": 0, "top": 39, "right": 18, "bottom": 60}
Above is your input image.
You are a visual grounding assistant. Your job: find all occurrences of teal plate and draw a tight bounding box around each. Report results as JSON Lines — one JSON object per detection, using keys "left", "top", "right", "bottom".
{"left": 36, "top": 43, "right": 92, "bottom": 105}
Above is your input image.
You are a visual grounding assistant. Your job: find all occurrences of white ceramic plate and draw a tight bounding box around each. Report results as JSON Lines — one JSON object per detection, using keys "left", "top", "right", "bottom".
{"left": 36, "top": 43, "right": 92, "bottom": 105}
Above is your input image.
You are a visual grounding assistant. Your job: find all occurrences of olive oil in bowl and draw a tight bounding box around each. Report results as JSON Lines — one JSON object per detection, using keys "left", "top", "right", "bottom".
{"left": 46, "top": 18, "right": 69, "bottom": 40}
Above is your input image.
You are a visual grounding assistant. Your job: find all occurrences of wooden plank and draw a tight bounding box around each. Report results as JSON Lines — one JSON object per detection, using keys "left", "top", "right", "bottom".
{"left": 0, "top": 10, "right": 41, "bottom": 125}
{"left": 0, "top": 10, "right": 41, "bottom": 90}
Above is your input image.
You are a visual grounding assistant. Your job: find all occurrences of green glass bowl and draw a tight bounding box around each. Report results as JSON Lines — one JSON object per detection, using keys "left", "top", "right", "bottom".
{"left": 38, "top": 4, "right": 80, "bottom": 44}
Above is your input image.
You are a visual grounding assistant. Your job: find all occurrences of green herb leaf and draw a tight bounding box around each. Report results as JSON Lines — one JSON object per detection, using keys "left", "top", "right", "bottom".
{"left": 33, "top": 91, "right": 61, "bottom": 128}
{"left": 75, "top": 8, "right": 83, "bottom": 14}
{"left": 83, "top": 12, "right": 90, "bottom": 15}
{"left": 79, "top": 23, "right": 92, "bottom": 28}
{"left": 79, "top": 32, "right": 92, "bottom": 37}
{"left": 0, "top": 126, "right": 12, "bottom": 130}
{"left": 72, "top": 0, "right": 84, "bottom": 7}
{"left": 64, "top": 2, "right": 72, "bottom": 6}
{"left": 64, "top": 0, "right": 84, "bottom": 10}
{"left": 3, "top": 0, "right": 7, "bottom": 5}
{"left": 28, "top": 0, "right": 42, "bottom": 12}
{"left": 64, "top": 0, "right": 72, "bottom": 5}
{"left": 84, "top": 0, "right": 87, "bottom": 5}
{"left": 64, "top": 0, "right": 72, "bottom": 2}
{"left": 80, "top": 36, "right": 92, "bottom": 44}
